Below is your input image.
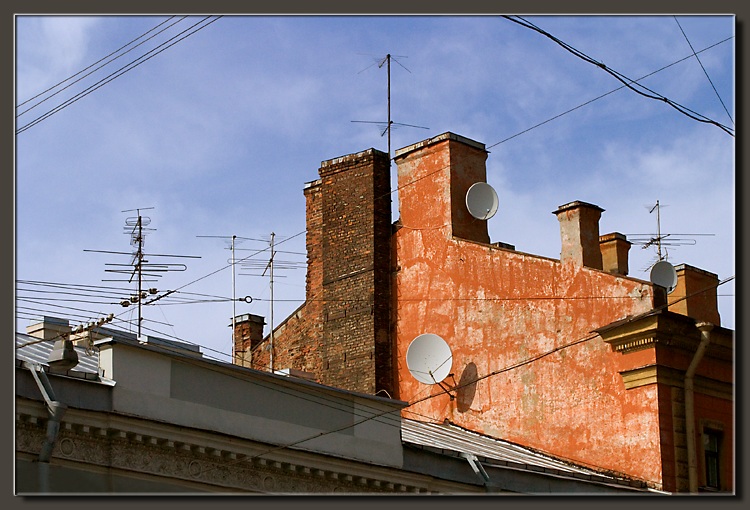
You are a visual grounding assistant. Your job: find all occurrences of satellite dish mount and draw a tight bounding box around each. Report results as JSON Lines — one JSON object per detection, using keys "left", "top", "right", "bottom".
{"left": 406, "top": 333, "right": 456, "bottom": 399}
{"left": 466, "top": 182, "right": 499, "bottom": 220}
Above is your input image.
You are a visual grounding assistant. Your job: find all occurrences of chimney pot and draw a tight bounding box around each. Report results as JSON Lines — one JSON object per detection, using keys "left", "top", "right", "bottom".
{"left": 668, "top": 264, "right": 721, "bottom": 325}
{"left": 599, "top": 232, "right": 631, "bottom": 275}
{"left": 554, "top": 201, "right": 604, "bottom": 270}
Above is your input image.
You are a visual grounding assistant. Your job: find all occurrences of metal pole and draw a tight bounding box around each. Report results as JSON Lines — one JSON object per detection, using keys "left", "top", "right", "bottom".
{"left": 654, "top": 200, "right": 663, "bottom": 260}
{"left": 387, "top": 54, "right": 392, "bottom": 160}
{"left": 137, "top": 214, "right": 143, "bottom": 339}
{"left": 269, "top": 232, "right": 275, "bottom": 372}
{"left": 231, "top": 234, "right": 236, "bottom": 362}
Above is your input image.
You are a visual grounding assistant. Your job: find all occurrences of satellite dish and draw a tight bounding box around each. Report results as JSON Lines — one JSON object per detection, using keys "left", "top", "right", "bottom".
{"left": 650, "top": 260, "right": 678, "bottom": 294}
{"left": 406, "top": 334, "right": 453, "bottom": 384}
{"left": 466, "top": 182, "right": 499, "bottom": 220}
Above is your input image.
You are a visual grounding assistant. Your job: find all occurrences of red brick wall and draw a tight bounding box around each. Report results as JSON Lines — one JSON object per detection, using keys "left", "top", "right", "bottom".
{"left": 260, "top": 149, "right": 393, "bottom": 395}
{"left": 318, "top": 149, "right": 392, "bottom": 394}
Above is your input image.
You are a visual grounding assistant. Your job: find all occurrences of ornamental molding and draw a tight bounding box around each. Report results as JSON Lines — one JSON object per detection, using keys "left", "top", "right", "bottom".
{"left": 619, "top": 365, "right": 733, "bottom": 398}
{"left": 15, "top": 402, "right": 433, "bottom": 494}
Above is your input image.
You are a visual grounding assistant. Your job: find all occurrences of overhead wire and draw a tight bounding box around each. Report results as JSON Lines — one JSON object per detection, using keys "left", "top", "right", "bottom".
{"left": 672, "top": 16, "right": 734, "bottom": 126}
{"left": 16, "top": 16, "right": 186, "bottom": 116}
{"left": 485, "top": 36, "right": 735, "bottom": 150}
{"left": 501, "top": 16, "right": 734, "bottom": 137}
{"left": 16, "top": 16, "right": 222, "bottom": 135}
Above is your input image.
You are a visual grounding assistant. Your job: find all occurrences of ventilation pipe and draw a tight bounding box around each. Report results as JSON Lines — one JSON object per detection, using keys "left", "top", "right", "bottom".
{"left": 685, "top": 322, "right": 713, "bottom": 492}
{"left": 24, "top": 362, "right": 67, "bottom": 492}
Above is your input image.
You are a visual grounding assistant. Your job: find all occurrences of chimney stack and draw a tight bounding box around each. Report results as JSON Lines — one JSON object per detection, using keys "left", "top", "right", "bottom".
{"left": 394, "top": 132, "right": 491, "bottom": 244}
{"left": 668, "top": 264, "right": 721, "bottom": 325}
{"left": 231, "top": 313, "right": 266, "bottom": 367}
{"left": 554, "top": 201, "right": 604, "bottom": 270}
{"left": 599, "top": 232, "right": 631, "bottom": 276}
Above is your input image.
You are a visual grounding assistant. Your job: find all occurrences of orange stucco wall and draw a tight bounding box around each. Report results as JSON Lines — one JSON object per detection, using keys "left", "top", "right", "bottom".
{"left": 392, "top": 134, "right": 663, "bottom": 485}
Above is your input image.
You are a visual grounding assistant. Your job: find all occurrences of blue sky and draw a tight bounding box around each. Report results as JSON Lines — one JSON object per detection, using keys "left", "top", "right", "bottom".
{"left": 15, "top": 15, "right": 735, "bottom": 362}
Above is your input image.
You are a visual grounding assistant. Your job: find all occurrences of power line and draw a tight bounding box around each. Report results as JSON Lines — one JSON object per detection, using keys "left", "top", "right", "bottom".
{"left": 16, "top": 16, "right": 186, "bottom": 115}
{"left": 502, "top": 16, "right": 734, "bottom": 137}
{"left": 486, "top": 34, "right": 732, "bottom": 150}
{"left": 673, "top": 16, "right": 734, "bottom": 126}
{"left": 15, "top": 16, "right": 222, "bottom": 135}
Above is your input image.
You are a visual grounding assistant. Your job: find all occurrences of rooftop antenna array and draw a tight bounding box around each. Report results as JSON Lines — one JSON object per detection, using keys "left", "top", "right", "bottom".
{"left": 85, "top": 208, "right": 200, "bottom": 342}
{"left": 627, "top": 200, "right": 713, "bottom": 295}
{"left": 235, "top": 233, "right": 306, "bottom": 372}
{"left": 197, "top": 234, "right": 262, "bottom": 362}
{"left": 352, "top": 54, "right": 429, "bottom": 162}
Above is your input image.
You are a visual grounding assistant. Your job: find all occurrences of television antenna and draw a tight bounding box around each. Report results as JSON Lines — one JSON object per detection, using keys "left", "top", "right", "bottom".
{"left": 627, "top": 200, "right": 714, "bottom": 272}
{"left": 197, "top": 234, "right": 263, "bottom": 361}
{"left": 236, "top": 233, "right": 305, "bottom": 372}
{"left": 352, "top": 54, "right": 429, "bottom": 161}
{"left": 85, "top": 208, "right": 200, "bottom": 341}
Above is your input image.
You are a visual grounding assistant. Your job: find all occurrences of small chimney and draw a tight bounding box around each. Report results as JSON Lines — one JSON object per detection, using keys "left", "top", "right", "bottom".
{"left": 26, "top": 316, "right": 71, "bottom": 340}
{"left": 599, "top": 232, "right": 631, "bottom": 276}
{"left": 668, "top": 264, "right": 720, "bottom": 325}
{"left": 231, "top": 314, "right": 266, "bottom": 367}
{"left": 395, "top": 132, "right": 490, "bottom": 244}
{"left": 553, "top": 201, "right": 604, "bottom": 270}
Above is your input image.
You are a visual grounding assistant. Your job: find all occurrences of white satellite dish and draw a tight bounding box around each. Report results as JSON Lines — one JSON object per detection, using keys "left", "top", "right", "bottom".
{"left": 650, "top": 260, "right": 678, "bottom": 294}
{"left": 406, "top": 333, "right": 453, "bottom": 384}
{"left": 465, "top": 182, "right": 499, "bottom": 220}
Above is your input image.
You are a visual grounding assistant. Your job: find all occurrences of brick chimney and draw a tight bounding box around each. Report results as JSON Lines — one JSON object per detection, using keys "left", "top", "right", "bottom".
{"left": 316, "top": 148, "right": 393, "bottom": 395}
{"left": 599, "top": 232, "right": 631, "bottom": 276}
{"left": 394, "top": 132, "right": 491, "bottom": 244}
{"left": 554, "top": 201, "right": 604, "bottom": 270}
{"left": 668, "top": 264, "right": 721, "bottom": 325}
{"left": 231, "top": 313, "right": 265, "bottom": 368}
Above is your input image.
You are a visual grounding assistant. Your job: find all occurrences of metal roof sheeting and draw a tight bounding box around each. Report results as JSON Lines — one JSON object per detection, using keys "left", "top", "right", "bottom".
{"left": 401, "top": 419, "right": 645, "bottom": 489}
{"left": 16, "top": 332, "right": 100, "bottom": 376}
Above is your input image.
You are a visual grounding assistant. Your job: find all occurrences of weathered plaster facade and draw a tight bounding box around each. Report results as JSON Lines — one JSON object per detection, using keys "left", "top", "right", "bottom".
{"left": 245, "top": 132, "right": 733, "bottom": 492}
{"left": 392, "top": 133, "right": 660, "bottom": 484}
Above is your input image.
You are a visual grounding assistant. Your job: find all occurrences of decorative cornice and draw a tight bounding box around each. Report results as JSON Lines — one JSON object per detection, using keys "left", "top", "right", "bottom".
{"left": 597, "top": 311, "right": 732, "bottom": 360}
{"left": 15, "top": 402, "right": 435, "bottom": 494}
{"left": 619, "top": 365, "right": 733, "bottom": 398}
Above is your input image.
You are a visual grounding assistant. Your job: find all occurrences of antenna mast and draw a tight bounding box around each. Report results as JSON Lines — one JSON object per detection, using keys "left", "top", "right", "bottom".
{"left": 135, "top": 214, "right": 144, "bottom": 338}
{"left": 231, "top": 235, "right": 237, "bottom": 358}
{"left": 86, "top": 208, "right": 199, "bottom": 342}
{"left": 352, "top": 53, "right": 428, "bottom": 161}
{"left": 269, "top": 232, "right": 275, "bottom": 372}
{"left": 627, "top": 200, "right": 714, "bottom": 272}
{"left": 650, "top": 200, "right": 664, "bottom": 261}
{"left": 386, "top": 53, "right": 392, "bottom": 161}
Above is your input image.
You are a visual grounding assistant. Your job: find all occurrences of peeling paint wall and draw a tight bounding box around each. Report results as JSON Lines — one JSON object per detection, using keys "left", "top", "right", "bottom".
{"left": 393, "top": 133, "right": 662, "bottom": 485}
{"left": 255, "top": 132, "right": 731, "bottom": 491}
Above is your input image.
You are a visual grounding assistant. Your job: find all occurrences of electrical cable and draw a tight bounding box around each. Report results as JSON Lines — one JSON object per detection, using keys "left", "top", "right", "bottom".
{"left": 16, "top": 16, "right": 222, "bottom": 135}
{"left": 672, "top": 16, "right": 734, "bottom": 126}
{"left": 502, "top": 16, "right": 734, "bottom": 137}
{"left": 16, "top": 16, "right": 187, "bottom": 116}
